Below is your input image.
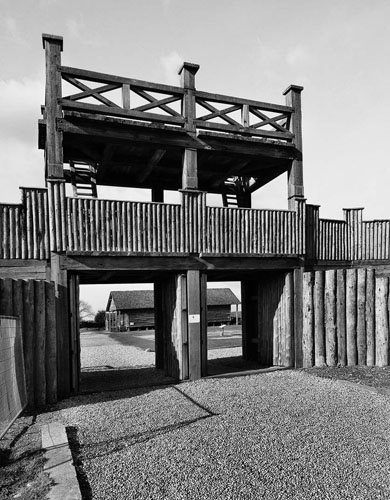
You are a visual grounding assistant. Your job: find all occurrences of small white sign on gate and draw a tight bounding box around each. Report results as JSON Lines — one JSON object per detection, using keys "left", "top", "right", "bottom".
{"left": 188, "top": 314, "right": 200, "bottom": 324}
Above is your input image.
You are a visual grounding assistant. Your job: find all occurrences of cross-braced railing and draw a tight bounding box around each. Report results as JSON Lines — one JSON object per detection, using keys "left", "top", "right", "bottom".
{"left": 55, "top": 66, "right": 296, "bottom": 141}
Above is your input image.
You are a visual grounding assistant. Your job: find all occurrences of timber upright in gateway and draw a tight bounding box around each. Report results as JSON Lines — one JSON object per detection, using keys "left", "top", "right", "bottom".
{"left": 0, "top": 33, "right": 389, "bottom": 406}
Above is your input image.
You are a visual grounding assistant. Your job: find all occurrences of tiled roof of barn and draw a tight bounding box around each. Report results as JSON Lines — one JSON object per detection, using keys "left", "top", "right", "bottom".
{"left": 106, "top": 288, "right": 240, "bottom": 311}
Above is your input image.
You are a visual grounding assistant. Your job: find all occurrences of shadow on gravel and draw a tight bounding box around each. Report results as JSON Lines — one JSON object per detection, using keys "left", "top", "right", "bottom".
{"left": 67, "top": 427, "right": 92, "bottom": 500}
{"left": 207, "top": 355, "right": 264, "bottom": 376}
{"left": 80, "top": 366, "right": 175, "bottom": 395}
{"left": 69, "top": 412, "right": 217, "bottom": 462}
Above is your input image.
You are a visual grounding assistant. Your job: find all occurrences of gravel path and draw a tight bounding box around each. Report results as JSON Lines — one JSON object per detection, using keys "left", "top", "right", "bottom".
{"left": 38, "top": 370, "right": 390, "bottom": 499}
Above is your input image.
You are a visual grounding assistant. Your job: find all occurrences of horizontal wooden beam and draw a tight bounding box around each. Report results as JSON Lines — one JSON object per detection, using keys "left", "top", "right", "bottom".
{"left": 195, "top": 90, "right": 293, "bottom": 114}
{"left": 61, "top": 100, "right": 185, "bottom": 125}
{"left": 60, "top": 66, "right": 184, "bottom": 96}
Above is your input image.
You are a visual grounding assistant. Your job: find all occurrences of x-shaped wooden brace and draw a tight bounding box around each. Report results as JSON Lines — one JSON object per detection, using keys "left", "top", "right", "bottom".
{"left": 250, "top": 107, "right": 291, "bottom": 133}
{"left": 196, "top": 99, "right": 241, "bottom": 127}
{"left": 132, "top": 89, "right": 181, "bottom": 117}
{"left": 62, "top": 75, "right": 121, "bottom": 108}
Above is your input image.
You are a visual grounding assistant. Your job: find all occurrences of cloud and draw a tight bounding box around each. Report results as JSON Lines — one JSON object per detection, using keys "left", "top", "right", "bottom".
{"left": 285, "top": 45, "right": 310, "bottom": 66}
{"left": 0, "top": 77, "right": 44, "bottom": 144}
{"left": 160, "top": 51, "right": 183, "bottom": 85}
{"left": 1, "top": 16, "right": 27, "bottom": 46}
{"left": 0, "top": 139, "right": 44, "bottom": 203}
{"left": 66, "top": 18, "right": 104, "bottom": 47}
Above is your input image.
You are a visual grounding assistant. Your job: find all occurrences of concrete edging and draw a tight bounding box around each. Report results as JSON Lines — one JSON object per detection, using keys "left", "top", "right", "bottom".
{"left": 41, "top": 422, "right": 82, "bottom": 500}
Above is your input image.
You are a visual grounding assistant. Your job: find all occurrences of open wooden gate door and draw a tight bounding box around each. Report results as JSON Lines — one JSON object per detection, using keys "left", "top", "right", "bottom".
{"left": 68, "top": 274, "right": 80, "bottom": 393}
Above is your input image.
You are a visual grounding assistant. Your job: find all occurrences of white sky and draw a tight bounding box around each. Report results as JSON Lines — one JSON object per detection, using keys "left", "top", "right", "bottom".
{"left": 1, "top": 0, "right": 389, "bottom": 314}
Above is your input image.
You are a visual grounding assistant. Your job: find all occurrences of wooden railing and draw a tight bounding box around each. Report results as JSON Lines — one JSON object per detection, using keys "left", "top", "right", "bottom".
{"left": 205, "top": 207, "right": 297, "bottom": 254}
{"left": 194, "top": 91, "right": 293, "bottom": 142}
{"left": 60, "top": 66, "right": 185, "bottom": 128}
{"left": 56, "top": 66, "right": 295, "bottom": 142}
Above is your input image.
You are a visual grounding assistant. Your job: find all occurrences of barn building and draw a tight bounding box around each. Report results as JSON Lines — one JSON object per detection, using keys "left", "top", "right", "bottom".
{"left": 105, "top": 288, "right": 240, "bottom": 331}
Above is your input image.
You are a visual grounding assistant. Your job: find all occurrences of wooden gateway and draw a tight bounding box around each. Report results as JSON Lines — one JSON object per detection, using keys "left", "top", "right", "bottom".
{"left": 1, "top": 33, "right": 390, "bottom": 405}
{"left": 105, "top": 288, "right": 240, "bottom": 331}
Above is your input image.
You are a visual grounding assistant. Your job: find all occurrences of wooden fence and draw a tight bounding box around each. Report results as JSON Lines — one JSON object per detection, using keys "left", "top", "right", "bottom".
{"left": 0, "top": 278, "right": 57, "bottom": 407}
{"left": 0, "top": 316, "right": 27, "bottom": 438}
{"left": 205, "top": 207, "right": 297, "bottom": 255}
{"left": 0, "top": 189, "right": 49, "bottom": 260}
{"left": 302, "top": 268, "right": 389, "bottom": 368}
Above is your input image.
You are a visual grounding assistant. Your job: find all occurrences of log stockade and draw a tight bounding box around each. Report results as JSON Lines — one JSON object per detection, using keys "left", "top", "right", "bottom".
{"left": 0, "top": 278, "right": 58, "bottom": 407}
{"left": 2, "top": 186, "right": 390, "bottom": 261}
{"left": 302, "top": 268, "right": 390, "bottom": 368}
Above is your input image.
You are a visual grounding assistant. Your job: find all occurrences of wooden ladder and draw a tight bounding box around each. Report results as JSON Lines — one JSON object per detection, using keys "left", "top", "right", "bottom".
{"left": 70, "top": 162, "right": 97, "bottom": 198}
{"left": 222, "top": 177, "right": 239, "bottom": 207}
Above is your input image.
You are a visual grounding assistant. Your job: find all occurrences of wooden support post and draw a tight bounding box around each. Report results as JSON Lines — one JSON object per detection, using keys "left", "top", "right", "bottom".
{"left": 187, "top": 270, "right": 202, "bottom": 380}
{"left": 283, "top": 85, "right": 304, "bottom": 208}
{"left": 42, "top": 34, "right": 63, "bottom": 179}
{"left": 68, "top": 274, "right": 80, "bottom": 393}
{"left": 200, "top": 273, "right": 208, "bottom": 377}
{"left": 154, "top": 280, "right": 164, "bottom": 369}
{"left": 179, "top": 62, "right": 199, "bottom": 190}
{"left": 50, "top": 254, "right": 70, "bottom": 397}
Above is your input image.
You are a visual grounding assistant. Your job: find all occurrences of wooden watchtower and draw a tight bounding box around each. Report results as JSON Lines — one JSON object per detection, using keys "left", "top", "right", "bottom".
{"left": 3, "top": 34, "right": 390, "bottom": 405}
{"left": 37, "top": 33, "right": 306, "bottom": 390}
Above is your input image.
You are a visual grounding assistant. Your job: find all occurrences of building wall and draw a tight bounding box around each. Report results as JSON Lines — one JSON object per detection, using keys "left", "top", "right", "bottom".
{"left": 207, "top": 305, "right": 232, "bottom": 325}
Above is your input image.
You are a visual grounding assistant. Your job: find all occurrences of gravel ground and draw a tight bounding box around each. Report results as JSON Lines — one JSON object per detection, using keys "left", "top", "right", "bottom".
{"left": 38, "top": 370, "right": 390, "bottom": 500}
{"left": 81, "top": 337, "right": 242, "bottom": 369}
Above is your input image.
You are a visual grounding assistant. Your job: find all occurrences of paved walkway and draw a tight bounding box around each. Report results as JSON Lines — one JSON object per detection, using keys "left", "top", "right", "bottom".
{"left": 39, "top": 370, "right": 390, "bottom": 499}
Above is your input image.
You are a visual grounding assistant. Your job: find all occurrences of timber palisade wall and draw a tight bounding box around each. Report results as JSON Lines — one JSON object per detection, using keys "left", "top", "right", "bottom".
{"left": 3, "top": 184, "right": 390, "bottom": 260}
{"left": 0, "top": 278, "right": 61, "bottom": 407}
{"left": 302, "top": 268, "right": 390, "bottom": 368}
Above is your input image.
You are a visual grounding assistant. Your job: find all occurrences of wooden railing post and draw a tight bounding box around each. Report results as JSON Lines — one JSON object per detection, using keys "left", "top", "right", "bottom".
{"left": 305, "top": 204, "right": 320, "bottom": 260}
{"left": 42, "top": 34, "right": 64, "bottom": 179}
{"left": 343, "top": 208, "right": 364, "bottom": 261}
{"left": 283, "top": 85, "right": 304, "bottom": 208}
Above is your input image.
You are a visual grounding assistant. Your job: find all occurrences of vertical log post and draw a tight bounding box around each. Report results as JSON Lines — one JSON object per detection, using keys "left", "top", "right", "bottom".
{"left": 179, "top": 61, "right": 199, "bottom": 190}
{"left": 366, "top": 269, "right": 375, "bottom": 366}
{"left": 325, "top": 270, "right": 337, "bottom": 366}
{"left": 283, "top": 85, "right": 304, "bottom": 209}
{"left": 293, "top": 268, "right": 304, "bottom": 367}
{"left": 42, "top": 34, "right": 63, "bottom": 179}
{"left": 356, "top": 268, "right": 367, "bottom": 365}
{"left": 344, "top": 208, "right": 364, "bottom": 261}
{"left": 305, "top": 204, "right": 320, "bottom": 261}
{"left": 154, "top": 280, "right": 164, "bottom": 369}
{"left": 375, "top": 275, "right": 389, "bottom": 367}
{"left": 314, "top": 270, "right": 326, "bottom": 366}
{"left": 336, "top": 269, "right": 347, "bottom": 366}
{"left": 187, "top": 270, "right": 202, "bottom": 380}
{"left": 346, "top": 269, "right": 358, "bottom": 364}
{"left": 302, "top": 272, "right": 314, "bottom": 367}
